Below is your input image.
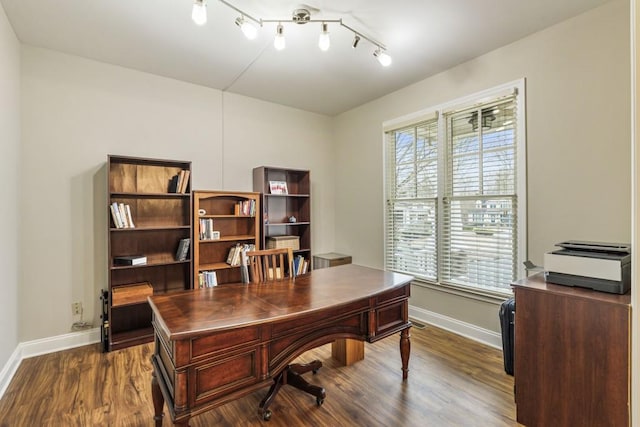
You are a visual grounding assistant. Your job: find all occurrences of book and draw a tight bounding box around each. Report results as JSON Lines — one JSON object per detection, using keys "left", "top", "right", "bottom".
{"left": 175, "top": 238, "right": 190, "bottom": 261}
{"left": 179, "top": 170, "right": 190, "bottom": 193}
{"left": 110, "top": 204, "right": 122, "bottom": 228}
{"left": 168, "top": 174, "right": 179, "bottom": 193}
{"left": 113, "top": 255, "right": 147, "bottom": 266}
{"left": 125, "top": 204, "right": 135, "bottom": 228}
{"left": 118, "top": 203, "right": 129, "bottom": 228}
{"left": 111, "top": 202, "right": 124, "bottom": 228}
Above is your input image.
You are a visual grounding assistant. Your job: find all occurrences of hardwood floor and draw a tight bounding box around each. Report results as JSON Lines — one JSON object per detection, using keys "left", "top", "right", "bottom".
{"left": 0, "top": 325, "right": 517, "bottom": 426}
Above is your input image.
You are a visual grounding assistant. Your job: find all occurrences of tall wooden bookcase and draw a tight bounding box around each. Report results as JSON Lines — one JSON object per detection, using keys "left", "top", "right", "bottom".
{"left": 103, "top": 155, "right": 192, "bottom": 351}
{"left": 192, "top": 191, "right": 260, "bottom": 286}
{"left": 253, "top": 167, "right": 311, "bottom": 271}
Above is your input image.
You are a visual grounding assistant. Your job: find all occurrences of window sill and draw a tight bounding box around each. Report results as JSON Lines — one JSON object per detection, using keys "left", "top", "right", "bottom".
{"left": 410, "top": 278, "right": 512, "bottom": 304}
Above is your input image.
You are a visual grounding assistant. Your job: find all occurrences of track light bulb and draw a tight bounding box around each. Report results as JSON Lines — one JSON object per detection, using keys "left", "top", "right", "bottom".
{"left": 318, "top": 22, "right": 330, "bottom": 51}
{"left": 274, "top": 24, "right": 286, "bottom": 50}
{"left": 374, "top": 48, "right": 392, "bottom": 67}
{"left": 192, "top": 0, "right": 207, "bottom": 26}
{"left": 352, "top": 35, "right": 360, "bottom": 49}
{"left": 236, "top": 16, "right": 258, "bottom": 40}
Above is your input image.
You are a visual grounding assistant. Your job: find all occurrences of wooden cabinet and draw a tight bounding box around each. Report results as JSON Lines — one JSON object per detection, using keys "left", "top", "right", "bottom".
{"left": 314, "top": 253, "right": 352, "bottom": 269}
{"left": 103, "top": 155, "right": 192, "bottom": 351}
{"left": 512, "top": 275, "right": 630, "bottom": 426}
{"left": 192, "top": 191, "right": 260, "bottom": 286}
{"left": 253, "top": 167, "right": 311, "bottom": 271}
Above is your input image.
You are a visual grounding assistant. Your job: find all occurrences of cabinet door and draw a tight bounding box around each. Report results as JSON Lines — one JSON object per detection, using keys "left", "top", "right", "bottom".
{"left": 514, "top": 287, "right": 629, "bottom": 426}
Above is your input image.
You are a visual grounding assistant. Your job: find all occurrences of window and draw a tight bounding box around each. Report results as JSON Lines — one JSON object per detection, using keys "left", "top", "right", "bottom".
{"left": 384, "top": 81, "right": 526, "bottom": 295}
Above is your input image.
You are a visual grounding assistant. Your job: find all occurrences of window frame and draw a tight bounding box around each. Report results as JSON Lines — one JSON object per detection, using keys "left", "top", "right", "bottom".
{"left": 383, "top": 79, "right": 527, "bottom": 297}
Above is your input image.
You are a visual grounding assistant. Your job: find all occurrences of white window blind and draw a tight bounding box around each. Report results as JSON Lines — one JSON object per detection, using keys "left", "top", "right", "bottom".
{"left": 385, "top": 119, "right": 439, "bottom": 281}
{"left": 384, "top": 82, "right": 525, "bottom": 295}
{"left": 441, "top": 98, "right": 518, "bottom": 292}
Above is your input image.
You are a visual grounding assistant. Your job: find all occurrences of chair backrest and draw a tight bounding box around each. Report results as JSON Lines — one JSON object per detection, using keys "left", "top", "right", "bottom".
{"left": 245, "top": 248, "right": 294, "bottom": 284}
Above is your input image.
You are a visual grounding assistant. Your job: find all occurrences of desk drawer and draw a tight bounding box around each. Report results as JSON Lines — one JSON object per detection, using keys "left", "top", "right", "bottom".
{"left": 190, "top": 327, "right": 260, "bottom": 361}
{"left": 374, "top": 301, "right": 408, "bottom": 338}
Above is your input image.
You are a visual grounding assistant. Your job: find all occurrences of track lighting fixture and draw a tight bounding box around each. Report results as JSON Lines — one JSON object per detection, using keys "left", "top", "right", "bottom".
{"left": 318, "top": 22, "right": 330, "bottom": 51}
{"left": 235, "top": 16, "right": 258, "bottom": 40}
{"left": 374, "top": 48, "right": 392, "bottom": 67}
{"left": 192, "top": 1, "right": 392, "bottom": 67}
{"left": 191, "top": 0, "right": 207, "bottom": 26}
{"left": 274, "top": 23, "right": 285, "bottom": 51}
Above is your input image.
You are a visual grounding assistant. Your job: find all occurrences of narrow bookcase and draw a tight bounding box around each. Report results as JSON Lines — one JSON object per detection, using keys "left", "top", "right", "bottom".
{"left": 103, "top": 155, "right": 192, "bottom": 352}
{"left": 192, "top": 191, "right": 260, "bottom": 287}
{"left": 253, "top": 166, "right": 312, "bottom": 273}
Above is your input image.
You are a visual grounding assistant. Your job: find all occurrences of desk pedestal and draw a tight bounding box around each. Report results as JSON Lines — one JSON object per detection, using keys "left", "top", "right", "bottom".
{"left": 313, "top": 254, "right": 364, "bottom": 366}
{"left": 331, "top": 338, "right": 364, "bottom": 366}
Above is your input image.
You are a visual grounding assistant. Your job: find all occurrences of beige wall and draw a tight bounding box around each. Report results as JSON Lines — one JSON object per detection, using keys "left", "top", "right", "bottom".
{"left": 19, "top": 47, "right": 334, "bottom": 341}
{"left": 333, "top": 0, "right": 631, "bottom": 333}
{"left": 0, "top": 3, "right": 20, "bottom": 369}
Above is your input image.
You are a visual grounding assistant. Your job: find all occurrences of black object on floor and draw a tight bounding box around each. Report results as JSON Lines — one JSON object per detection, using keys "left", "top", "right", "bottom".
{"left": 499, "top": 297, "right": 515, "bottom": 376}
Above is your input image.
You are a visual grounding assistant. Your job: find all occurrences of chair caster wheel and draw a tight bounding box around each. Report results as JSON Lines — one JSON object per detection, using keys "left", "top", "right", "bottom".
{"left": 316, "top": 397, "right": 324, "bottom": 406}
{"left": 262, "top": 410, "right": 272, "bottom": 421}
{"left": 312, "top": 369, "right": 319, "bottom": 375}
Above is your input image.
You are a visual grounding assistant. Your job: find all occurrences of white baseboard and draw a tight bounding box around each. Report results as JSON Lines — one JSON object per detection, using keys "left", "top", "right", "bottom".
{"left": 0, "top": 327, "right": 101, "bottom": 400}
{"left": 0, "top": 346, "right": 22, "bottom": 400}
{"left": 409, "top": 305, "right": 502, "bottom": 350}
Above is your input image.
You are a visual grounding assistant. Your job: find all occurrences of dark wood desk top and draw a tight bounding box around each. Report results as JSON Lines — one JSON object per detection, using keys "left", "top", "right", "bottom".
{"left": 512, "top": 272, "right": 630, "bottom": 306}
{"left": 149, "top": 264, "right": 413, "bottom": 340}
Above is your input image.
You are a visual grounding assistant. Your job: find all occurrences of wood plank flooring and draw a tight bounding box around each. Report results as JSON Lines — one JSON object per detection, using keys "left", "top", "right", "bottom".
{"left": 0, "top": 325, "right": 517, "bottom": 426}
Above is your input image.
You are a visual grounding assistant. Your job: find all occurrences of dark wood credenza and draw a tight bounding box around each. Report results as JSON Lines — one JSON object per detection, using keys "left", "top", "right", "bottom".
{"left": 512, "top": 274, "right": 630, "bottom": 426}
{"left": 148, "top": 264, "right": 413, "bottom": 426}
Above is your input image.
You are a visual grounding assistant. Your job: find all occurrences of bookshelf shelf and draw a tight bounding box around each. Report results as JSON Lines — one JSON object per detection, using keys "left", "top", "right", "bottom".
{"left": 253, "top": 166, "right": 312, "bottom": 273}
{"left": 193, "top": 191, "right": 260, "bottom": 288}
{"left": 103, "top": 155, "right": 192, "bottom": 352}
{"left": 199, "top": 234, "right": 257, "bottom": 243}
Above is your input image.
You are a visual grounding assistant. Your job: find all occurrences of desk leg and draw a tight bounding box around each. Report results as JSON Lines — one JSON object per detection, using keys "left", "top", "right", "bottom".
{"left": 400, "top": 327, "right": 411, "bottom": 380}
{"left": 151, "top": 371, "right": 165, "bottom": 427}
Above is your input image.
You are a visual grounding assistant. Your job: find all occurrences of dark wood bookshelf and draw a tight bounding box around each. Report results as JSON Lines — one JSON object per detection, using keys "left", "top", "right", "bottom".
{"left": 253, "top": 166, "right": 312, "bottom": 272}
{"left": 103, "top": 155, "right": 192, "bottom": 352}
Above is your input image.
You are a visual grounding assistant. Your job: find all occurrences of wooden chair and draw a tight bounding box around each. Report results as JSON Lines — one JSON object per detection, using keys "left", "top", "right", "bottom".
{"left": 244, "top": 248, "right": 325, "bottom": 420}
{"left": 245, "top": 248, "right": 294, "bottom": 284}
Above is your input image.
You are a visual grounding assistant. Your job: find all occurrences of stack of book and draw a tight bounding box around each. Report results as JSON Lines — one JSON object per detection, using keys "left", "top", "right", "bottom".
{"left": 199, "top": 218, "right": 219, "bottom": 240}
{"left": 234, "top": 199, "right": 256, "bottom": 217}
{"left": 168, "top": 170, "right": 191, "bottom": 193}
{"left": 110, "top": 202, "right": 135, "bottom": 229}
{"left": 226, "top": 243, "right": 255, "bottom": 266}
{"left": 198, "top": 270, "right": 218, "bottom": 288}
{"left": 293, "top": 255, "right": 308, "bottom": 276}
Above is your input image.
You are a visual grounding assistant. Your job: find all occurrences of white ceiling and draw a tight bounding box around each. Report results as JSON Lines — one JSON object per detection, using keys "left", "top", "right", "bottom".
{"left": 1, "top": 0, "right": 612, "bottom": 116}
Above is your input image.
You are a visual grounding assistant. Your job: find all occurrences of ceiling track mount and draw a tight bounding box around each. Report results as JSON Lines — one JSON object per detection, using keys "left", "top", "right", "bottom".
{"left": 292, "top": 9, "right": 311, "bottom": 24}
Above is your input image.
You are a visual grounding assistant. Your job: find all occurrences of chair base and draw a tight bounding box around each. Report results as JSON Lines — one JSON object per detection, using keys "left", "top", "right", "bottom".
{"left": 258, "top": 360, "right": 325, "bottom": 420}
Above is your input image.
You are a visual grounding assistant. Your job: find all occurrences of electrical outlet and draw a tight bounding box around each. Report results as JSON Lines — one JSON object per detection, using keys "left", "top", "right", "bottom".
{"left": 72, "top": 302, "right": 82, "bottom": 316}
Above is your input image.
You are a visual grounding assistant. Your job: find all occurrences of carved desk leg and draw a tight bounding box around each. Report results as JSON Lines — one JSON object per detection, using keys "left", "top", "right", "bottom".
{"left": 400, "top": 327, "right": 411, "bottom": 380}
{"left": 151, "top": 370, "right": 164, "bottom": 427}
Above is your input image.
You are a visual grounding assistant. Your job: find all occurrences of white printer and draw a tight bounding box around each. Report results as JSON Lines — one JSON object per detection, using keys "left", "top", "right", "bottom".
{"left": 543, "top": 240, "right": 631, "bottom": 294}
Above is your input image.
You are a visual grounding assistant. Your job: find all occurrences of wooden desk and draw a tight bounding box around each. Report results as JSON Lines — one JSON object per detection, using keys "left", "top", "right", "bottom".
{"left": 512, "top": 274, "right": 630, "bottom": 426}
{"left": 149, "top": 264, "right": 413, "bottom": 426}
